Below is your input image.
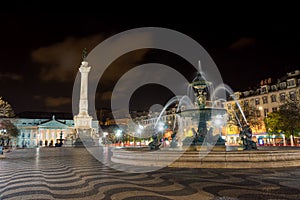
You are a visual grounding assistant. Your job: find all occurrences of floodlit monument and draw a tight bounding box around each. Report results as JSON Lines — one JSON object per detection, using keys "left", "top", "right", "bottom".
{"left": 74, "top": 50, "right": 92, "bottom": 130}
{"left": 148, "top": 71, "right": 227, "bottom": 151}
{"left": 74, "top": 50, "right": 98, "bottom": 147}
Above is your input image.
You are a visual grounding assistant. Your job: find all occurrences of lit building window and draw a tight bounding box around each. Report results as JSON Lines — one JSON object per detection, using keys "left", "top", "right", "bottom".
{"left": 264, "top": 108, "right": 269, "bottom": 116}
{"left": 227, "top": 103, "right": 231, "bottom": 109}
{"left": 271, "top": 94, "right": 277, "bottom": 102}
{"left": 256, "top": 110, "right": 261, "bottom": 117}
{"left": 287, "top": 79, "right": 296, "bottom": 88}
{"left": 261, "top": 86, "right": 267, "bottom": 93}
{"left": 290, "top": 91, "right": 296, "bottom": 100}
{"left": 280, "top": 93, "right": 286, "bottom": 102}
{"left": 271, "top": 85, "right": 277, "bottom": 91}
{"left": 279, "top": 82, "right": 287, "bottom": 89}
{"left": 258, "top": 124, "right": 262, "bottom": 130}
{"left": 262, "top": 96, "right": 268, "bottom": 104}
{"left": 255, "top": 98, "right": 260, "bottom": 105}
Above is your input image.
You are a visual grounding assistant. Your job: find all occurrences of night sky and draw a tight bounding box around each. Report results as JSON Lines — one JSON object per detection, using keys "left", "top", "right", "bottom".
{"left": 0, "top": 10, "right": 299, "bottom": 115}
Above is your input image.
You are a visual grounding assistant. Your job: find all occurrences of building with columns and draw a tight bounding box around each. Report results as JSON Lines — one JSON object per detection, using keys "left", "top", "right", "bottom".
{"left": 9, "top": 113, "right": 74, "bottom": 148}
{"left": 7, "top": 112, "right": 99, "bottom": 148}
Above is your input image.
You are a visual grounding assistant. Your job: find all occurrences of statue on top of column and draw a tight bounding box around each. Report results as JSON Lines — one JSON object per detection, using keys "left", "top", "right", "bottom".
{"left": 82, "top": 48, "right": 88, "bottom": 61}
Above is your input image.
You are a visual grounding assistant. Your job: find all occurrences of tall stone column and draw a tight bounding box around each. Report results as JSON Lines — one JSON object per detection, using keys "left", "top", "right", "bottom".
{"left": 74, "top": 61, "right": 92, "bottom": 129}
{"left": 79, "top": 61, "right": 90, "bottom": 115}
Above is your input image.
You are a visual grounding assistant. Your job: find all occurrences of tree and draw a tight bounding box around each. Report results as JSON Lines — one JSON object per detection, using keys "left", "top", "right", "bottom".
{"left": 0, "top": 119, "right": 19, "bottom": 146}
{"left": 278, "top": 99, "right": 300, "bottom": 144}
{"left": 229, "top": 102, "right": 262, "bottom": 131}
{"left": 264, "top": 112, "right": 283, "bottom": 135}
{"left": 0, "top": 97, "right": 18, "bottom": 146}
{"left": 264, "top": 111, "right": 283, "bottom": 145}
{"left": 0, "top": 97, "right": 15, "bottom": 118}
{"left": 265, "top": 98, "right": 300, "bottom": 145}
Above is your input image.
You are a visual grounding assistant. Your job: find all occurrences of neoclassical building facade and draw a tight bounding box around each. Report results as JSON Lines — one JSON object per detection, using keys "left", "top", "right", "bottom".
{"left": 12, "top": 116, "right": 74, "bottom": 147}
{"left": 8, "top": 112, "right": 99, "bottom": 148}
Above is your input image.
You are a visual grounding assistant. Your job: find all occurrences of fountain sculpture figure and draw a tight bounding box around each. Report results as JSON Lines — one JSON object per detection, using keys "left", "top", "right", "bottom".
{"left": 148, "top": 71, "right": 227, "bottom": 151}
{"left": 239, "top": 124, "right": 257, "bottom": 150}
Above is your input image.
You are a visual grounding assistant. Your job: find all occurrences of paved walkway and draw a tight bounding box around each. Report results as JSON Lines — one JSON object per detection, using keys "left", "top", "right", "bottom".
{"left": 0, "top": 148, "right": 300, "bottom": 200}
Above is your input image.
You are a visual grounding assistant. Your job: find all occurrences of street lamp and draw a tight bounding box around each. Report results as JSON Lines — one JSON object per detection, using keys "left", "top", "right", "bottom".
{"left": 158, "top": 122, "right": 164, "bottom": 132}
{"left": 103, "top": 132, "right": 108, "bottom": 145}
{"left": 259, "top": 106, "right": 270, "bottom": 145}
{"left": 157, "top": 122, "right": 165, "bottom": 145}
{"left": 137, "top": 124, "right": 144, "bottom": 147}
{"left": 116, "top": 129, "right": 122, "bottom": 146}
{"left": 116, "top": 129, "right": 122, "bottom": 137}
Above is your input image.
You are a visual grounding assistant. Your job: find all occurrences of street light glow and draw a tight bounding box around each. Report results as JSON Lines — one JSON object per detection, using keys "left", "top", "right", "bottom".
{"left": 158, "top": 126, "right": 164, "bottom": 132}
{"left": 138, "top": 124, "right": 144, "bottom": 129}
{"left": 157, "top": 121, "right": 165, "bottom": 132}
{"left": 116, "top": 129, "right": 122, "bottom": 138}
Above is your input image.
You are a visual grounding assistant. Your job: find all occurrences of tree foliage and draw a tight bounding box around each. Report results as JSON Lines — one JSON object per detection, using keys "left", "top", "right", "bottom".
{"left": 278, "top": 99, "right": 300, "bottom": 137}
{"left": 0, "top": 119, "right": 19, "bottom": 139}
{"left": 264, "top": 112, "right": 283, "bottom": 135}
{"left": 229, "top": 102, "right": 262, "bottom": 129}
{"left": 266, "top": 98, "right": 300, "bottom": 142}
{"left": 0, "top": 97, "right": 15, "bottom": 118}
{"left": 0, "top": 97, "right": 18, "bottom": 141}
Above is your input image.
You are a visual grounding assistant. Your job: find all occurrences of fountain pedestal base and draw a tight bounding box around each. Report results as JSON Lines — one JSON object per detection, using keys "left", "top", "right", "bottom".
{"left": 182, "top": 145, "right": 226, "bottom": 151}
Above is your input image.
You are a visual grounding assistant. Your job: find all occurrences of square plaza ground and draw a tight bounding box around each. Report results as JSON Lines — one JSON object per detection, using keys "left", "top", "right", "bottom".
{"left": 1, "top": 148, "right": 300, "bottom": 200}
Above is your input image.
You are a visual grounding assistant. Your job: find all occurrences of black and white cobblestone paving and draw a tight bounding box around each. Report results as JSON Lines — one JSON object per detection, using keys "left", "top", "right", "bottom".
{"left": 1, "top": 148, "right": 300, "bottom": 200}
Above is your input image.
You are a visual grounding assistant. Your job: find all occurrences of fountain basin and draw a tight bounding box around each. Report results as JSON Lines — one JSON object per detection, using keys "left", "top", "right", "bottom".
{"left": 111, "top": 148, "right": 300, "bottom": 168}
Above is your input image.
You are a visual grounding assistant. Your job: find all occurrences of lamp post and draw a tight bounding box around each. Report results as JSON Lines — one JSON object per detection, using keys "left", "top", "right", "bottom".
{"left": 116, "top": 129, "right": 122, "bottom": 147}
{"left": 103, "top": 132, "right": 108, "bottom": 146}
{"left": 259, "top": 106, "right": 270, "bottom": 146}
{"left": 158, "top": 122, "right": 165, "bottom": 146}
{"left": 137, "top": 124, "right": 144, "bottom": 147}
{"left": 137, "top": 129, "right": 141, "bottom": 147}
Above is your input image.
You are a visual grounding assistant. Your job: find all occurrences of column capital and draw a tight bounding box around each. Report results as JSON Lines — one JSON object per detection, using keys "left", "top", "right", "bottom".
{"left": 79, "top": 61, "right": 91, "bottom": 73}
{"left": 81, "top": 61, "right": 88, "bottom": 67}
{"left": 79, "top": 66, "right": 91, "bottom": 73}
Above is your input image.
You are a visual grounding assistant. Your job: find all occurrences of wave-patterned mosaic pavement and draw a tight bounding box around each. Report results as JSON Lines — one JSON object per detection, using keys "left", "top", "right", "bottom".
{"left": 1, "top": 148, "right": 300, "bottom": 200}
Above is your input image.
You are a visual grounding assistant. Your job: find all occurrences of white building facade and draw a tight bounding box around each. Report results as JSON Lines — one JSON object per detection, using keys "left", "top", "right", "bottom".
{"left": 8, "top": 114, "right": 99, "bottom": 148}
